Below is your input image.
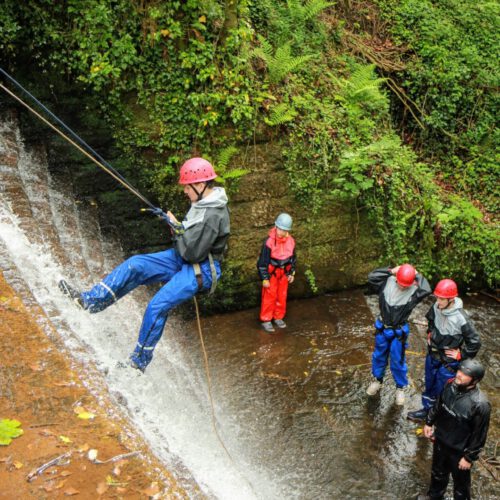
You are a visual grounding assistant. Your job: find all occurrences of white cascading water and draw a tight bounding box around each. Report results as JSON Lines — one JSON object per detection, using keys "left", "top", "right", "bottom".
{"left": 0, "top": 115, "right": 282, "bottom": 500}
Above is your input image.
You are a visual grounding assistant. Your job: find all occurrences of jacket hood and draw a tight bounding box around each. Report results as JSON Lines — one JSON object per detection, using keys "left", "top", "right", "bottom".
{"left": 183, "top": 187, "right": 228, "bottom": 229}
{"left": 195, "top": 187, "right": 228, "bottom": 209}
{"left": 268, "top": 226, "right": 289, "bottom": 242}
{"left": 439, "top": 297, "right": 464, "bottom": 316}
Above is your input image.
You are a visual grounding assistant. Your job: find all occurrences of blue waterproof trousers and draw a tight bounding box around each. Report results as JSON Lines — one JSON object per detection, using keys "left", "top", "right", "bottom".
{"left": 80, "top": 248, "right": 221, "bottom": 370}
{"left": 371, "top": 321, "right": 410, "bottom": 388}
{"left": 422, "top": 354, "right": 458, "bottom": 410}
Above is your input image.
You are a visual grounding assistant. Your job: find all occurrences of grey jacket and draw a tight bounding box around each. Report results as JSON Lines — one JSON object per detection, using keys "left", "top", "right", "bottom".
{"left": 427, "top": 298, "right": 480, "bottom": 361}
{"left": 174, "top": 187, "right": 230, "bottom": 264}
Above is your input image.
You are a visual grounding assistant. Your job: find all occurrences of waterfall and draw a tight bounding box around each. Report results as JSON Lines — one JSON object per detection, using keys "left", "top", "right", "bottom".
{"left": 0, "top": 112, "right": 267, "bottom": 500}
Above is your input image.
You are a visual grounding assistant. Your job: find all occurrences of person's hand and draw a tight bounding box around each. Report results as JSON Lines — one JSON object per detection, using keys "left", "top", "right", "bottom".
{"left": 287, "top": 275, "right": 295, "bottom": 284}
{"left": 262, "top": 280, "right": 270, "bottom": 288}
{"left": 423, "top": 425, "right": 434, "bottom": 439}
{"left": 166, "top": 211, "right": 179, "bottom": 225}
{"left": 445, "top": 348, "right": 461, "bottom": 360}
{"left": 391, "top": 265, "right": 400, "bottom": 275}
{"left": 458, "top": 457, "right": 472, "bottom": 470}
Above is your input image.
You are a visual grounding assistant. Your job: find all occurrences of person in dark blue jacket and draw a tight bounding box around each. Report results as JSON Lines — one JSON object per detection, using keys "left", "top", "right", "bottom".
{"left": 366, "top": 264, "right": 431, "bottom": 405}
{"left": 59, "top": 158, "right": 230, "bottom": 372}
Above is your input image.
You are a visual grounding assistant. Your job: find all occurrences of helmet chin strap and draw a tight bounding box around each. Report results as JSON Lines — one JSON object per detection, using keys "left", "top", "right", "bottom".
{"left": 191, "top": 182, "right": 208, "bottom": 201}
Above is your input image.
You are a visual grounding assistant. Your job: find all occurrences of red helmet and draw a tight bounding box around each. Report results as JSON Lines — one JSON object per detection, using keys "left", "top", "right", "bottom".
{"left": 434, "top": 279, "right": 458, "bottom": 299}
{"left": 179, "top": 157, "right": 217, "bottom": 185}
{"left": 396, "top": 264, "right": 416, "bottom": 287}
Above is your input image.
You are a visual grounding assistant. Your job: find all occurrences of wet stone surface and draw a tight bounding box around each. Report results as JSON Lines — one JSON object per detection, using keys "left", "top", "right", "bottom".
{"left": 0, "top": 273, "right": 186, "bottom": 499}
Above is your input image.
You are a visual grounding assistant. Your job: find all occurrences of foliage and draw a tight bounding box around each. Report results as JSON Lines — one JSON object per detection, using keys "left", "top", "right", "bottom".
{"left": 0, "top": 419, "right": 23, "bottom": 446}
{"left": 373, "top": 0, "right": 500, "bottom": 213}
{"left": 0, "top": 0, "right": 497, "bottom": 290}
{"left": 252, "top": 35, "right": 316, "bottom": 83}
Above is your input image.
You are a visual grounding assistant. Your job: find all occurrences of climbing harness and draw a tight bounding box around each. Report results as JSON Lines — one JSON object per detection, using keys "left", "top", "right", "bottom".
{"left": 0, "top": 68, "right": 230, "bottom": 460}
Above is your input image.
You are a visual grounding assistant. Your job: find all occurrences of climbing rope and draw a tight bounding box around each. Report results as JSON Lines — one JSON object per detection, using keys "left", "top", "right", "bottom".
{"left": 193, "top": 297, "right": 233, "bottom": 461}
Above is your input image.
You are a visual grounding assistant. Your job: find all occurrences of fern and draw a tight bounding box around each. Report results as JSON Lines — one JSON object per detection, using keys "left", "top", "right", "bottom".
{"left": 334, "top": 64, "right": 387, "bottom": 109}
{"left": 253, "top": 36, "right": 316, "bottom": 83}
{"left": 265, "top": 102, "right": 298, "bottom": 126}
{"left": 287, "top": 0, "right": 335, "bottom": 23}
{"left": 214, "top": 146, "right": 249, "bottom": 184}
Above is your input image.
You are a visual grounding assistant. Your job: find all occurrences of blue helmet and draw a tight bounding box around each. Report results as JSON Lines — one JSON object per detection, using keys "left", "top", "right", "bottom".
{"left": 275, "top": 213, "right": 292, "bottom": 231}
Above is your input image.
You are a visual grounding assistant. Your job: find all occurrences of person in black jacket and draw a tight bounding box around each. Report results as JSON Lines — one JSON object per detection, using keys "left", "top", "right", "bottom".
{"left": 418, "top": 359, "right": 490, "bottom": 500}
{"left": 408, "top": 279, "right": 480, "bottom": 422}
{"left": 366, "top": 264, "right": 431, "bottom": 405}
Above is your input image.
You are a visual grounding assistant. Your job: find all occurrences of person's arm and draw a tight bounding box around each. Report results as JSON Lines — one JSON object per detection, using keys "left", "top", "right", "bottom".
{"left": 367, "top": 267, "right": 392, "bottom": 293}
{"left": 460, "top": 315, "right": 481, "bottom": 360}
{"left": 462, "top": 401, "right": 491, "bottom": 463}
{"left": 425, "top": 389, "right": 443, "bottom": 427}
{"left": 414, "top": 273, "right": 432, "bottom": 302}
{"left": 257, "top": 240, "right": 271, "bottom": 281}
{"left": 286, "top": 249, "right": 297, "bottom": 276}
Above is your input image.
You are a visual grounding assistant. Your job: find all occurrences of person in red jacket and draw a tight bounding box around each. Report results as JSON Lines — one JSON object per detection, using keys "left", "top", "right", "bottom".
{"left": 257, "top": 213, "right": 296, "bottom": 333}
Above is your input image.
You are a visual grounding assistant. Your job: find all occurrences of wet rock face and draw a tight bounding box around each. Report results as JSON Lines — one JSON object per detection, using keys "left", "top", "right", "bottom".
{"left": 7, "top": 107, "right": 379, "bottom": 311}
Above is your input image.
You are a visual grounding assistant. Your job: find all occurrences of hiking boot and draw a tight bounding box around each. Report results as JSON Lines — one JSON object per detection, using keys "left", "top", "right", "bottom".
{"left": 261, "top": 321, "right": 275, "bottom": 333}
{"left": 407, "top": 408, "right": 429, "bottom": 422}
{"left": 274, "top": 319, "right": 287, "bottom": 328}
{"left": 395, "top": 388, "right": 406, "bottom": 406}
{"left": 116, "top": 358, "right": 145, "bottom": 373}
{"left": 366, "top": 380, "right": 382, "bottom": 396}
{"left": 59, "top": 279, "right": 84, "bottom": 309}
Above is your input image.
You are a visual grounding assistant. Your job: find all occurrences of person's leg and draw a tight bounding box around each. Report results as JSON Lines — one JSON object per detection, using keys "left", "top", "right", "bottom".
{"left": 450, "top": 457, "right": 471, "bottom": 500}
{"left": 422, "top": 355, "right": 441, "bottom": 410}
{"left": 428, "top": 441, "right": 451, "bottom": 499}
{"left": 371, "top": 332, "right": 390, "bottom": 382}
{"left": 389, "top": 333, "right": 409, "bottom": 388}
{"left": 274, "top": 269, "right": 289, "bottom": 321}
{"left": 82, "top": 249, "right": 182, "bottom": 313}
{"left": 130, "top": 261, "right": 200, "bottom": 370}
{"left": 260, "top": 274, "right": 278, "bottom": 323}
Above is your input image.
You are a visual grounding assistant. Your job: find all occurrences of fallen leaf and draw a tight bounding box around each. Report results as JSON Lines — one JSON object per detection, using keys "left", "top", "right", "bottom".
{"left": 60, "top": 471, "right": 72, "bottom": 477}
{"left": 77, "top": 412, "right": 95, "bottom": 420}
{"left": 64, "top": 487, "right": 79, "bottom": 496}
{"left": 303, "top": 371, "right": 309, "bottom": 377}
{"left": 78, "top": 443, "right": 89, "bottom": 452}
{"left": 13, "top": 461, "right": 23, "bottom": 469}
{"left": 29, "top": 363, "right": 43, "bottom": 371}
{"left": 416, "top": 428, "right": 423, "bottom": 436}
{"left": 59, "top": 435, "right": 72, "bottom": 444}
{"left": 142, "top": 482, "right": 160, "bottom": 496}
{"left": 55, "top": 479, "right": 67, "bottom": 489}
{"left": 198, "top": 15, "right": 206, "bottom": 23}
{"left": 96, "top": 482, "right": 108, "bottom": 495}
{"left": 0, "top": 419, "right": 24, "bottom": 446}
{"left": 73, "top": 407, "right": 85, "bottom": 415}
{"left": 335, "top": 370, "right": 342, "bottom": 375}
{"left": 87, "top": 449, "right": 98, "bottom": 462}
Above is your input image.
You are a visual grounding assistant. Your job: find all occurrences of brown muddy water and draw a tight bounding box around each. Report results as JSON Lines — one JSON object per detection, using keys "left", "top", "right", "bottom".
{"left": 189, "top": 291, "right": 499, "bottom": 499}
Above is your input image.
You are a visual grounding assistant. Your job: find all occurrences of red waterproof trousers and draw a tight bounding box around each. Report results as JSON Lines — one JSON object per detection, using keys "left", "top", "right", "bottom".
{"left": 260, "top": 267, "right": 289, "bottom": 321}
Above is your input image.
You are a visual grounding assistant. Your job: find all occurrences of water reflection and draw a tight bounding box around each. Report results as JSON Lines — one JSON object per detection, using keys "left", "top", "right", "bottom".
{"left": 192, "top": 290, "right": 498, "bottom": 499}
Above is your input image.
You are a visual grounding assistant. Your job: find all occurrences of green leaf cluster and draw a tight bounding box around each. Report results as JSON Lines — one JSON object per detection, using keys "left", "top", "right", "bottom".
{"left": 0, "top": 419, "right": 23, "bottom": 446}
